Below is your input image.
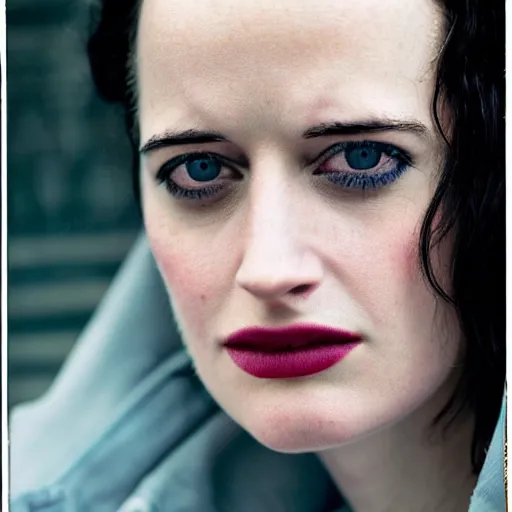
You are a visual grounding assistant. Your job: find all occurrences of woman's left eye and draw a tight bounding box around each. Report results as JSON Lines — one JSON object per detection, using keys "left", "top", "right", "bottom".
{"left": 314, "top": 141, "right": 412, "bottom": 190}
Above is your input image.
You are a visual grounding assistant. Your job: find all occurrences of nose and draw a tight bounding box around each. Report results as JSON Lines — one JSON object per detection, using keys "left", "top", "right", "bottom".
{"left": 235, "top": 175, "right": 323, "bottom": 302}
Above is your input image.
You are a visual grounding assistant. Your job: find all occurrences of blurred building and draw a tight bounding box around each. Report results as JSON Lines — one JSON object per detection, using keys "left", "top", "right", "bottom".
{"left": 7, "top": 0, "right": 141, "bottom": 407}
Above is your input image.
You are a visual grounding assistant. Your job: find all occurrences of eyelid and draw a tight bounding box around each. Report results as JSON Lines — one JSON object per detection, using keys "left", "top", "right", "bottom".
{"left": 155, "top": 151, "right": 247, "bottom": 183}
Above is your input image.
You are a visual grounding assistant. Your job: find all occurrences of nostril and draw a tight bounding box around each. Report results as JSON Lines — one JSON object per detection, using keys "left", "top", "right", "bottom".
{"left": 291, "top": 284, "right": 314, "bottom": 295}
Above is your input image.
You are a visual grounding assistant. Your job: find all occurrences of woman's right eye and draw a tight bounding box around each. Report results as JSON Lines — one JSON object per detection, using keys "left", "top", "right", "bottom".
{"left": 156, "top": 153, "right": 237, "bottom": 201}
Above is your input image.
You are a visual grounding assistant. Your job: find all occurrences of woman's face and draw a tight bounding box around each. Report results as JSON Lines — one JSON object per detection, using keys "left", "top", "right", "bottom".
{"left": 138, "top": 0, "right": 461, "bottom": 452}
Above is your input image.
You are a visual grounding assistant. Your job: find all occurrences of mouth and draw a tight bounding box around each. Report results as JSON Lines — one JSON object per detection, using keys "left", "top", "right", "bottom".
{"left": 223, "top": 323, "right": 362, "bottom": 379}
{"left": 224, "top": 323, "right": 361, "bottom": 350}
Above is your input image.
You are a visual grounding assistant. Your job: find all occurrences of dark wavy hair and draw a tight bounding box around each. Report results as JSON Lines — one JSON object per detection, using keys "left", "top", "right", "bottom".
{"left": 87, "top": 0, "right": 505, "bottom": 473}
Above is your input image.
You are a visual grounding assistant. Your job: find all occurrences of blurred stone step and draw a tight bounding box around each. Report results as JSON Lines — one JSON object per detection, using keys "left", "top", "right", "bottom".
{"left": 9, "top": 232, "right": 137, "bottom": 269}
{"left": 9, "top": 331, "right": 79, "bottom": 365}
{"left": 9, "top": 278, "right": 111, "bottom": 318}
{"left": 8, "top": 375, "right": 55, "bottom": 408}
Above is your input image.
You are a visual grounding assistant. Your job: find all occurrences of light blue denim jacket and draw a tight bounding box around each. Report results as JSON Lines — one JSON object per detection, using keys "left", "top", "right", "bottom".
{"left": 10, "top": 235, "right": 506, "bottom": 512}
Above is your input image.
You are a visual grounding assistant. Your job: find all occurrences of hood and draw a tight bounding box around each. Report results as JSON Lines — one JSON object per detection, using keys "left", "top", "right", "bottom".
{"left": 10, "top": 234, "right": 507, "bottom": 512}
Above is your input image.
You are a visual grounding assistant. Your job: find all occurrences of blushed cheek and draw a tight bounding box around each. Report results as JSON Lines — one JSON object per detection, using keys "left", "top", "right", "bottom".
{"left": 364, "top": 216, "right": 423, "bottom": 290}
{"left": 151, "top": 235, "right": 207, "bottom": 299}
{"left": 385, "top": 206, "right": 448, "bottom": 291}
{"left": 144, "top": 212, "right": 227, "bottom": 345}
{"left": 396, "top": 225, "right": 423, "bottom": 283}
{"left": 142, "top": 185, "right": 207, "bottom": 302}
{"left": 353, "top": 217, "right": 433, "bottom": 331}
{"left": 386, "top": 216, "right": 459, "bottom": 350}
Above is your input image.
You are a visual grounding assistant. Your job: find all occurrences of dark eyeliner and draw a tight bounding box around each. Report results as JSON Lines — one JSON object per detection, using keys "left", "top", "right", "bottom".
{"left": 321, "top": 163, "right": 409, "bottom": 190}
{"left": 314, "top": 140, "right": 413, "bottom": 191}
{"left": 164, "top": 180, "right": 224, "bottom": 200}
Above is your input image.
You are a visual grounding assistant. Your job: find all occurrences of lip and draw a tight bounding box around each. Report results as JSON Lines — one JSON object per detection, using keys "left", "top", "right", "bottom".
{"left": 223, "top": 324, "right": 361, "bottom": 379}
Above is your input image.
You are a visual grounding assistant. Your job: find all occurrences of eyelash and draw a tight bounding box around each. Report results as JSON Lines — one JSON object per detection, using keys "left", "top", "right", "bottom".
{"left": 155, "top": 141, "right": 413, "bottom": 201}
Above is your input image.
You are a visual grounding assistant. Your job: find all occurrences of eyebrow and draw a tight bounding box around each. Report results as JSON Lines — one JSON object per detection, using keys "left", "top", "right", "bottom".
{"left": 302, "top": 119, "right": 429, "bottom": 139}
{"left": 140, "top": 130, "right": 227, "bottom": 154}
{"left": 139, "top": 119, "right": 429, "bottom": 154}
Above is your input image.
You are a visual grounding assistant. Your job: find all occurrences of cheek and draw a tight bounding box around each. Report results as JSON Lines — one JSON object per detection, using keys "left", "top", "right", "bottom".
{"left": 394, "top": 225, "right": 423, "bottom": 282}
{"left": 375, "top": 218, "right": 459, "bottom": 356}
{"left": 383, "top": 205, "right": 448, "bottom": 292}
{"left": 142, "top": 177, "right": 215, "bottom": 304}
{"left": 142, "top": 205, "right": 236, "bottom": 341}
{"left": 356, "top": 218, "right": 424, "bottom": 307}
{"left": 147, "top": 227, "right": 216, "bottom": 313}
{"left": 393, "top": 209, "right": 454, "bottom": 296}
{"left": 346, "top": 208, "right": 454, "bottom": 344}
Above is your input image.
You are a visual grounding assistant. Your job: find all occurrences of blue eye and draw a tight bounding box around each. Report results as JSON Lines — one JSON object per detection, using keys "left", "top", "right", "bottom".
{"left": 345, "top": 147, "right": 381, "bottom": 170}
{"left": 187, "top": 158, "right": 222, "bottom": 182}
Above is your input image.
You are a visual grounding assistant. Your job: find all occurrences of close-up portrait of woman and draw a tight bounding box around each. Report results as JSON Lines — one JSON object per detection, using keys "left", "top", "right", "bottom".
{"left": 9, "top": 0, "right": 505, "bottom": 511}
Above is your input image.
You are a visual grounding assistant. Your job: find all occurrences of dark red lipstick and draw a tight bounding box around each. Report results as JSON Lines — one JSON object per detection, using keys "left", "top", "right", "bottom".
{"left": 223, "top": 324, "right": 361, "bottom": 379}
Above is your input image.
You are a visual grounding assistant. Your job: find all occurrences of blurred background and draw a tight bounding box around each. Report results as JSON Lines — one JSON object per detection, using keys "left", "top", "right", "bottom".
{"left": 7, "top": 0, "right": 141, "bottom": 408}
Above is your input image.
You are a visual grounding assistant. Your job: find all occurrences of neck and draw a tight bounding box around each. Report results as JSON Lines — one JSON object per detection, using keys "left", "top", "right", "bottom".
{"left": 317, "top": 395, "right": 477, "bottom": 512}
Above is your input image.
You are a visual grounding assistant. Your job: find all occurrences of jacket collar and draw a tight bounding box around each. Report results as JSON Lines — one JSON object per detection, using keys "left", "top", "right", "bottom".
{"left": 468, "top": 390, "right": 507, "bottom": 511}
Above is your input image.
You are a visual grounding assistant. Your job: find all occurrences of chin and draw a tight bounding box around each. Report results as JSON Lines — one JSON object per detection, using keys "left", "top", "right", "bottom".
{"left": 217, "top": 381, "right": 441, "bottom": 455}
{"left": 226, "top": 393, "right": 368, "bottom": 454}
{"left": 246, "top": 415, "right": 360, "bottom": 455}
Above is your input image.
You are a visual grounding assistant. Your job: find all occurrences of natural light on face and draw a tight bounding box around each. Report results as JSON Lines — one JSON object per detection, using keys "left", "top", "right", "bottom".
{"left": 137, "top": 0, "right": 462, "bottom": 453}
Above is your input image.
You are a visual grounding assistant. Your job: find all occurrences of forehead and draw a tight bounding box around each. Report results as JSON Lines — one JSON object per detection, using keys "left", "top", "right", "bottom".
{"left": 136, "top": 0, "right": 444, "bottom": 140}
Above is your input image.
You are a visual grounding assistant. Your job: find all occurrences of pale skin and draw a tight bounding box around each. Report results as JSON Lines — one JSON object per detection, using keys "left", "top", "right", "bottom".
{"left": 136, "top": 1, "right": 476, "bottom": 511}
